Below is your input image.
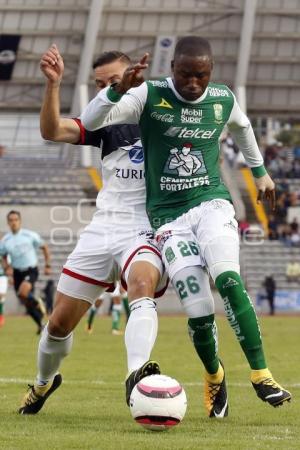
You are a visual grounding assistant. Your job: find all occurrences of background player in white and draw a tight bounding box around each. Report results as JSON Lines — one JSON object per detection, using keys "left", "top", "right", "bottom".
{"left": 86, "top": 281, "right": 129, "bottom": 335}
{"left": 18, "top": 45, "right": 171, "bottom": 415}
{"left": 81, "top": 36, "right": 291, "bottom": 414}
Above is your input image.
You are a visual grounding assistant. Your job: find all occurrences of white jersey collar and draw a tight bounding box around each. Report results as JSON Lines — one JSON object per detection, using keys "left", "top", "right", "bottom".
{"left": 167, "top": 77, "right": 208, "bottom": 104}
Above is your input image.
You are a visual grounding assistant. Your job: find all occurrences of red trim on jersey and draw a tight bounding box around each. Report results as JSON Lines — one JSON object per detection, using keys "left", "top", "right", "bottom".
{"left": 62, "top": 267, "right": 114, "bottom": 289}
{"left": 73, "top": 118, "right": 86, "bottom": 144}
{"left": 120, "top": 245, "right": 169, "bottom": 298}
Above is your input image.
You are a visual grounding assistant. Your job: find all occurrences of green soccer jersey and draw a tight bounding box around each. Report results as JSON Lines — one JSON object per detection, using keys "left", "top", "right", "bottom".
{"left": 139, "top": 80, "right": 234, "bottom": 228}
{"left": 81, "top": 77, "right": 265, "bottom": 229}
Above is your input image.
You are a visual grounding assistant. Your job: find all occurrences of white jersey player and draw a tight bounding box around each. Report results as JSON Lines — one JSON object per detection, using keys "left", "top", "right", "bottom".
{"left": 19, "top": 46, "right": 168, "bottom": 415}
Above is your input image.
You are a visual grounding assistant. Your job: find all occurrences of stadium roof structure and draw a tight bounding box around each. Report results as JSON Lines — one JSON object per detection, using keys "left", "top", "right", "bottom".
{"left": 0, "top": 0, "right": 300, "bottom": 119}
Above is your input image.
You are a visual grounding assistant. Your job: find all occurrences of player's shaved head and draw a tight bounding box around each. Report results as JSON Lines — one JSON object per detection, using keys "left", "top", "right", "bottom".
{"left": 174, "top": 36, "right": 213, "bottom": 62}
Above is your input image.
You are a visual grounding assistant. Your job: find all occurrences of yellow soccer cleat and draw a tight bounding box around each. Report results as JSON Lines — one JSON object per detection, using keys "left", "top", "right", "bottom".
{"left": 19, "top": 374, "right": 62, "bottom": 415}
{"left": 204, "top": 360, "right": 228, "bottom": 418}
{"left": 252, "top": 376, "right": 291, "bottom": 407}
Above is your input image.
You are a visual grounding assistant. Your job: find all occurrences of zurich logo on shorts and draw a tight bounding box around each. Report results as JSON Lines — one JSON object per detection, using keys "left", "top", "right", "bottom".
{"left": 128, "top": 142, "right": 144, "bottom": 164}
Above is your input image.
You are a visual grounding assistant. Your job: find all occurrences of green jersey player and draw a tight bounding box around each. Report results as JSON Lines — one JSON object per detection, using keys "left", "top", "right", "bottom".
{"left": 82, "top": 36, "right": 291, "bottom": 414}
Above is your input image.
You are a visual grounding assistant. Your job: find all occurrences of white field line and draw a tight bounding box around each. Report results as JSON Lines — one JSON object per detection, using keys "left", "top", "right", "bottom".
{"left": 0, "top": 378, "right": 299, "bottom": 388}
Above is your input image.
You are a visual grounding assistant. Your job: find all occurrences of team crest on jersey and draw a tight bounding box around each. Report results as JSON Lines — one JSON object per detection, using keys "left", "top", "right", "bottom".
{"left": 213, "top": 103, "right": 223, "bottom": 124}
{"left": 154, "top": 98, "right": 173, "bottom": 109}
{"left": 163, "top": 143, "right": 207, "bottom": 176}
{"left": 165, "top": 246, "right": 176, "bottom": 264}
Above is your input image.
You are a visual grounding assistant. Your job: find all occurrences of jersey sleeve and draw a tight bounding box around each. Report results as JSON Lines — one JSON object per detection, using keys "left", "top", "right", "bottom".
{"left": 81, "top": 82, "right": 148, "bottom": 131}
{"left": 227, "top": 94, "right": 266, "bottom": 177}
{"left": 0, "top": 241, "right": 6, "bottom": 256}
{"left": 29, "top": 231, "right": 44, "bottom": 249}
{"left": 72, "top": 118, "right": 104, "bottom": 147}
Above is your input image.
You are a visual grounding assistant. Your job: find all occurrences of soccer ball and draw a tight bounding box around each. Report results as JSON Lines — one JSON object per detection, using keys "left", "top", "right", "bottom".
{"left": 129, "top": 374, "right": 187, "bottom": 431}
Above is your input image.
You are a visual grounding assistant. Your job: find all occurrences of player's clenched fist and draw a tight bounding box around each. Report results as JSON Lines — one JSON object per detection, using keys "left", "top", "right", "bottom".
{"left": 40, "top": 43, "right": 64, "bottom": 85}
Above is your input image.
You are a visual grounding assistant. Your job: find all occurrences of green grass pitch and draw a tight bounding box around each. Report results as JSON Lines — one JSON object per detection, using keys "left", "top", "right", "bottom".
{"left": 0, "top": 314, "right": 299, "bottom": 450}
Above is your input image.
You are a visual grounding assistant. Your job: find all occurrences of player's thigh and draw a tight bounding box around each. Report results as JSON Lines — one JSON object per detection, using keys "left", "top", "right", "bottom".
{"left": 18, "top": 280, "right": 33, "bottom": 298}
{"left": 157, "top": 229, "right": 203, "bottom": 280}
{"left": 195, "top": 200, "right": 240, "bottom": 276}
{"left": 59, "top": 225, "right": 116, "bottom": 300}
{"left": 48, "top": 291, "right": 93, "bottom": 336}
{"left": 120, "top": 231, "right": 168, "bottom": 300}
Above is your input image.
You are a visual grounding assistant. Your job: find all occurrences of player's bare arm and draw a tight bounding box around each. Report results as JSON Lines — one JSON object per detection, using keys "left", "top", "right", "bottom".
{"left": 40, "top": 44, "right": 80, "bottom": 144}
{"left": 41, "top": 244, "right": 51, "bottom": 275}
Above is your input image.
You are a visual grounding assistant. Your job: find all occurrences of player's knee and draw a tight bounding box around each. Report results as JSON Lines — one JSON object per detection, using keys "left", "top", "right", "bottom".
{"left": 204, "top": 236, "right": 240, "bottom": 281}
{"left": 209, "top": 262, "right": 240, "bottom": 282}
{"left": 48, "top": 316, "right": 73, "bottom": 338}
{"left": 128, "top": 268, "right": 159, "bottom": 301}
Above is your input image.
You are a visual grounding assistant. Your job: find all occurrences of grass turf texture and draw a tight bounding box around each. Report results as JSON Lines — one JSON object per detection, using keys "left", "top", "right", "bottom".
{"left": 0, "top": 315, "right": 299, "bottom": 450}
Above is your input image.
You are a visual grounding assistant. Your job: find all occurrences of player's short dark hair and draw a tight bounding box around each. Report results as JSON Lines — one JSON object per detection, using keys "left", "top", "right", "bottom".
{"left": 174, "top": 36, "right": 212, "bottom": 60}
{"left": 92, "top": 51, "right": 131, "bottom": 69}
{"left": 7, "top": 210, "right": 21, "bottom": 220}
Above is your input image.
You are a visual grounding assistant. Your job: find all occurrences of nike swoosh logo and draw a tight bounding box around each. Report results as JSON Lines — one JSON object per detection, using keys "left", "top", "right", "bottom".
{"left": 214, "top": 399, "right": 228, "bottom": 418}
{"left": 265, "top": 391, "right": 283, "bottom": 399}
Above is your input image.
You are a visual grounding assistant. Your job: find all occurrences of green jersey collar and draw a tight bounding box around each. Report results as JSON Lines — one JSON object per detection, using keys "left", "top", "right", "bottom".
{"left": 167, "top": 77, "right": 208, "bottom": 104}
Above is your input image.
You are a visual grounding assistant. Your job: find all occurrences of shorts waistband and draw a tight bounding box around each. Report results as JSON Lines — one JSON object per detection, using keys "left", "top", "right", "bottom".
{"left": 14, "top": 266, "right": 37, "bottom": 273}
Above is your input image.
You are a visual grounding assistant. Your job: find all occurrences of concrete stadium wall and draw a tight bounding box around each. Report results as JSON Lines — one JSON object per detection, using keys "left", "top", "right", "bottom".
{"left": 0, "top": 204, "right": 96, "bottom": 237}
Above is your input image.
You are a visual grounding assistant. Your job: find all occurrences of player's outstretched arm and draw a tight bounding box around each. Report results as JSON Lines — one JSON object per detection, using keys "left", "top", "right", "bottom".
{"left": 40, "top": 44, "right": 80, "bottom": 143}
{"left": 113, "top": 53, "right": 149, "bottom": 94}
{"left": 81, "top": 54, "right": 149, "bottom": 131}
{"left": 227, "top": 95, "right": 275, "bottom": 210}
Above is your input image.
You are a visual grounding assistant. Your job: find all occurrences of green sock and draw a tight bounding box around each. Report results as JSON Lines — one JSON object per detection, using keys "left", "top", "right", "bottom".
{"left": 0, "top": 302, "right": 3, "bottom": 315}
{"left": 215, "top": 271, "right": 266, "bottom": 369}
{"left": 122, "top": 296, "right": 130, "bottom": 321}
{"left": 87, "top": 306, "right": 97, "bottom": 329}
{"left": 188, "top": 315, "right": 220, "bottom": 374}
{"left": 112, "top": 304, "right": 121, "bottom": 330}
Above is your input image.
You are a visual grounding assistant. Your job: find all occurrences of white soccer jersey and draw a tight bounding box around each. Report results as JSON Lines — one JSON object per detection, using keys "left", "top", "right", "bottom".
{"left": 75, "top": 119, "right": 148, "bottom": 223}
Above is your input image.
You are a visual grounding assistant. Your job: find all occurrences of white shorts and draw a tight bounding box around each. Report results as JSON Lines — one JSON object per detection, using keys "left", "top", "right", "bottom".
{"left": 156, "top": 199, "right": 239, "bottom": 279}
{"left": 0, "top": 276, "right": 8, "bottom": 296}
{"left": 57, "top": 211, "right": 168, "bottom": 303}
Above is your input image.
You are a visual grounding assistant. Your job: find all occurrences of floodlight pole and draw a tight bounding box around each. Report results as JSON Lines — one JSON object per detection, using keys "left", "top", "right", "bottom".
{"left": 71, "top": 0, "right": 105, "bottom": 167}
{"left": 234, "top": 0, "right": 257, "bottom": 113}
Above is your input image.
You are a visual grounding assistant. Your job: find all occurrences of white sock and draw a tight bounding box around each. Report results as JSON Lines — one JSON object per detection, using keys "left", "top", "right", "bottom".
{"left": 125, "top": 297, "right": 158, "bottom": 372}
{"left": 36, "top": 324, "right": 73, "bottom": 385}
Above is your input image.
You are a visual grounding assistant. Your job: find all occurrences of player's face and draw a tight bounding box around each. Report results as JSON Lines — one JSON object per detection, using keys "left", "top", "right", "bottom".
{"left": 7, "top": 214, "right": 21, "bottom": 233}
{"left": 94, "top": 60, "right": 129, "bottom": 91}
{"left": 172, "top": 54, "right": 212, "bottom": 101}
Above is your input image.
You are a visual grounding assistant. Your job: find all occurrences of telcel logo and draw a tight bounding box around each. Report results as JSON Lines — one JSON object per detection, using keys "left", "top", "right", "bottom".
{"left": 164, "top": 126, "right": 216, "bottom": 139}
